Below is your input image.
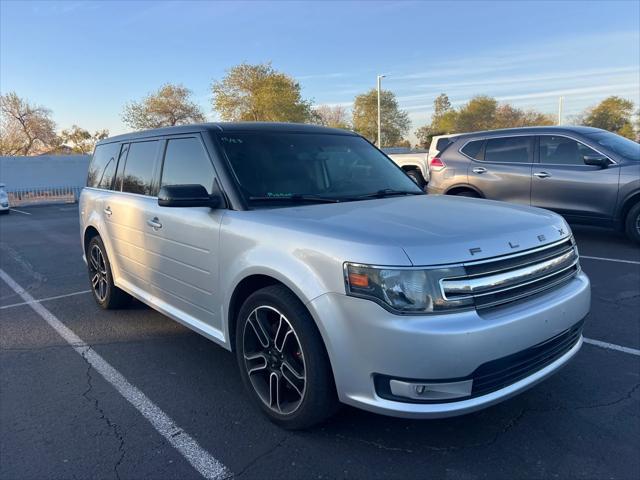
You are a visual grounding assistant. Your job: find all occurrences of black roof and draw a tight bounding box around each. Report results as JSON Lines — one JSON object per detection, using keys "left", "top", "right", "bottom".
{"left": 454, "top": 125, "right": 605, "bottom": 139}
{"left": 98, "top": 122, "right": 357, "bottom": 145}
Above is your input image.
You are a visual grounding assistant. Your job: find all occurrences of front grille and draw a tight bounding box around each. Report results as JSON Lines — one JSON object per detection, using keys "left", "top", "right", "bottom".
{"left": 441, "top": 237, "right": 579, "bottom": 310}
{"left": 471, "top": 319, "right": 583, "bottom": 397}
{"left": 373, "top": 320, "right": 584, "bottom": 404}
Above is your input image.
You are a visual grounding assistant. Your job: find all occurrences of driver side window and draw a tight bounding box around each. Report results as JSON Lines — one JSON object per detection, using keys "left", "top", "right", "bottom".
{"left": 540, "top": 136, "right": 599, "bottom": 166}
{"left": 161, "top": 137, "right": 216, "bottom": 194}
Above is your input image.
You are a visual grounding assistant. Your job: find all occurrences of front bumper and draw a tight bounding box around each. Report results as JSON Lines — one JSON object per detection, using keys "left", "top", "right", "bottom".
{"left": 308, "top": 271, "right": 590, "bottom": 418}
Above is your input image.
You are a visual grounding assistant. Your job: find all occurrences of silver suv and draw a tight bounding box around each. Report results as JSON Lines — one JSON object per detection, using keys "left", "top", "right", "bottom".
{"left": 80, "top": 123, "right": 590, "bottom": 429}
{"left": 427, "top": 126, "right": 640, "bottom": 243}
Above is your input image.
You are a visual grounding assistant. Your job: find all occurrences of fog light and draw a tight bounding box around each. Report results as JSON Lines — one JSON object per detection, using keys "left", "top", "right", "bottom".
{"left": 390, "top": 379, "right": 473, "bottom": 401}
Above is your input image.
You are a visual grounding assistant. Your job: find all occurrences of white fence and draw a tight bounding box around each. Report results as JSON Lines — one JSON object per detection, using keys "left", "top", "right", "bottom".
{"left": 0, "top": 155, "right": 90, "bottom": 206}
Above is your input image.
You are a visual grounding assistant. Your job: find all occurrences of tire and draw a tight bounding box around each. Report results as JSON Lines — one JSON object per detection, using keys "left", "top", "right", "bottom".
{"left": 624, "top": 202, "right": 640, "bottom": 244}
{"left": 0, "top": 210, "right": 9, "bottom": 215}
{"left": 87, "top": 235, "right": 131, "bottom": 309}
{"left": 453, "top": 189, "right": 480, "bottom": 198}
{"left": 235, "top": 285, "right": 338, "bottom": 429}
{"left": 406, "top": 169, "right": 427, "bottom": 190}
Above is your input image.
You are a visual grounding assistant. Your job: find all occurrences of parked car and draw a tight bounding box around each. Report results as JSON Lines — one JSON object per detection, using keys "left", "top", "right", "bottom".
{"left": 80, "top": 123, "right": 590, "bottom": 429}
{"left": 428, "top": 133, "right": 460, "bottom": 162}
{"left": 386, "top": 152, "right": 429, "bottom": 188}
{"left": 0, "top": 183, "right": 9, "bottom": 214}
{"left": 427, "top": 126, "right": 640, "bottom": 243}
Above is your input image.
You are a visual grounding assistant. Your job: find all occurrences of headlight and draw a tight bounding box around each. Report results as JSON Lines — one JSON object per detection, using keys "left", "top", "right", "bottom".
{"left": 344, "top": 263, "right": 474, "bottom": 314}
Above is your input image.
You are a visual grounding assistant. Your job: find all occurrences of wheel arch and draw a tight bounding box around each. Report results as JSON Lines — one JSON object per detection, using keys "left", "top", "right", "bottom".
{"left": 618, "top": 190, "right": 640, "bottom": 227}
{"left": 445, "top": 184, "right": 485, "bottom": 197}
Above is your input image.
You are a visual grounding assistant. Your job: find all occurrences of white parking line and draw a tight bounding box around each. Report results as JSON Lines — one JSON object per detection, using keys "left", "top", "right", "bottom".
{"left": 583, "top": 337, "right": 640, "bottom": 357}
{"left": 581, "top": 255, "right": 640, "bottom": 265}
{"left": 9, "top": 208, "right": 31, "bottom": 215}
{"left": 0, "top": 269, "right": 229, "bottom": 479}
{"left": 0, "top": 289, "right": 91, "bottom": 310}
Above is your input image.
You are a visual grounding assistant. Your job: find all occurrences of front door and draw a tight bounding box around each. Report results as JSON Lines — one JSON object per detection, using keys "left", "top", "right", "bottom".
{"left": 531, "top": 135, "right": 620, "bottom": 222}
{"left": 467, "top": 135, "right": 534, "bottom": 205}
{"left": 144, "top": 135, "right": 225, "bottom": 338}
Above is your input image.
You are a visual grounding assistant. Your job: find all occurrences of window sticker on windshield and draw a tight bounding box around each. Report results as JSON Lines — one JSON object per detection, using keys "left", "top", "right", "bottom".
{"left": 220, "top": 137, "right": 243, "bottom": 144}
{"left": 266, "top": 192, "right": 292, "bottom": 198}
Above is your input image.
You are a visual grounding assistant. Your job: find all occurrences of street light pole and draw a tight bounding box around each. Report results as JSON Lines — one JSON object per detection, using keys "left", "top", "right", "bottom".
{"left": 558, "top": 96, "right": 564, "bottom": 125}
{"left": 377, "top": 75, "right": 385, "bottom": 147}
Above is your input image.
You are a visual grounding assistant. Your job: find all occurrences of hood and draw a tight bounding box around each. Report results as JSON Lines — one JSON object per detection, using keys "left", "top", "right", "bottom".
{"left": 253, "top": 195, "right": 570, "bottom": 265}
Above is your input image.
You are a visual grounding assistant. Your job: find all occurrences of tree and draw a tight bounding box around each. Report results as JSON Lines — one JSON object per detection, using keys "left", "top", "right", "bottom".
{"left": 212, "top": 62, "right": 314, "bottom": 122}
{"left": 351, "top": 89, "right": 410, "bottom": 146}
{"left": 121, "top": 83, "right": 205, "bottom": 130}
{"left": 455, "top": 96, "right": 498, "bottom": 132}
{"left": 493, "top": 104, "right": 554, "bottom": 129}
{"left": 415, "top": 94, "right": 457, "bottom": 148}
{"left": 0, "top": 92, "right": 57, "bottom": 155}
{"left": 313, "top": 104, "right": 351, "bottom": 129}
{"left": 580, "top": 96, "right": 636, "bottom": 139}
{"left": 60, "top": 125, "right": 109, "bottom": 154}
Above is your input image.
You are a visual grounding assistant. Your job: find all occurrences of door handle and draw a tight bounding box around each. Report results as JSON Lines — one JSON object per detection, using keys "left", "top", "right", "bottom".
{"left": 146, "top": 217, "right": 162, "bottom": 230}
{"left": 472, "top": 167, "right": 487, "bottom": 174}
{"left": 103, "top": 206, "right": 112, "bottom": 216}
{"left": 534, "top": 172, "right": 551, "bottom": 178}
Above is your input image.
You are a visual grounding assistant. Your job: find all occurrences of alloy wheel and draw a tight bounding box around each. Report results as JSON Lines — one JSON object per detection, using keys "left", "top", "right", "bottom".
{"left": 89, "top": 244, "right": 109, "bottom": 302}
{"left": 242, "top": 305, "right": 306, "bottom": 415}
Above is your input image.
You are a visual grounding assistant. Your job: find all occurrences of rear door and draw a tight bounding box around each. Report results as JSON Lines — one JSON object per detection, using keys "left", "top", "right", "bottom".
{"left": 103, "top": 140, "right": 161, "bottom": 292}
{"left": 467, "top": 135, "right": 534, "bottom": 205}
{"left": 531, "top": 134, "right": 620, "bottom": 221}
{"left": 144, "top": 135, "right": 225, "bottom": 336}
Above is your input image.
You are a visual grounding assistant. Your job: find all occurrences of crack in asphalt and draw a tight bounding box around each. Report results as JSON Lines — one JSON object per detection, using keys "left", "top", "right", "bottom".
{"left": 329, "top": 383, "right": 640, "bottom": 456}
{"left": 229, "top": 435, "right": 290, "bottom": 479}
{"left": 80, "top": 347, "right": 126, "bottom": 480}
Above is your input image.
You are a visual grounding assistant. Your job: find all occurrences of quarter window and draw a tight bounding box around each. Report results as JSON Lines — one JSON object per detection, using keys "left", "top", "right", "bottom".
{"left": 87, "top": 143, "right": 119, "bottom": 189}
{"left": 121, "top": 141, "right": 159, "bottom": 195}
{"left": 161, "top": 138, "right": 215, "bottom": 194}
{"left": 461, "top": 140, "right": 484, "bottom": 160}
{"left": 484, "top": 136, "right": 533, "bottom": 163}
{"left": 539, "top": 136, "right": 599, "bottom": 165}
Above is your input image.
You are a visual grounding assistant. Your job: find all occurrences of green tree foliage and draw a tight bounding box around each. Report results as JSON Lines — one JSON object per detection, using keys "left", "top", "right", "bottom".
{"left": 60, "top": 125, "right": 109, "bottom": 154}
{"left": 212, "top": 63, "right": 314, "bottom": 122}
{"left": 313, "top": 104, "right": 351, "bottom": 129}
{"left": 121, "top": 83, "right": 205, "bottom": 130}
{"left": 352, "top": 89, "right": 410, "bottom": 146}
{"left": 415, "top": 93, "right": 555, "bottom": 148}
{"left": 580, "top": 96, "right": 636, "bottom": 140}
{"left": 0, "top": 92, "right": 58, "bottom": 155}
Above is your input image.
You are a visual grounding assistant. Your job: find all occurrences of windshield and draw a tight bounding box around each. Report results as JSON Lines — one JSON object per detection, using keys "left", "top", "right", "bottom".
{"left": 217, "top": 132, "right": 423, "bottom": 205}
{"left": 585, "top": 131, "right": 640, "bottom": 160}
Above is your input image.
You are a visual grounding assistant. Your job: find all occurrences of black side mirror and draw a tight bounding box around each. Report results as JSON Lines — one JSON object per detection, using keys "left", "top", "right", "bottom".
{"left": 158, "top": 184, "right": 220, "bottom": 208}
{"left": 583, "top": 154, "right": 610, "bottom": 168}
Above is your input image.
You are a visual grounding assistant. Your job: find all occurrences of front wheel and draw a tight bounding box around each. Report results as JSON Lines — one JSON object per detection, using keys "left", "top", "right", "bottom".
{"left": 624, "top": 202, "right": 640, "bottom": 244}
{"left": 235, "top": 285, "right": 338, "bottom": 429}
{"left": 406, "top": 169, "right": 427, "bottom": 189}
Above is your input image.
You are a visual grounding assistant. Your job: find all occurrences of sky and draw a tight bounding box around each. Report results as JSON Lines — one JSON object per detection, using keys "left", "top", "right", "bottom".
{"left": 1, "top": 0, "right": 639, "bottom": 142}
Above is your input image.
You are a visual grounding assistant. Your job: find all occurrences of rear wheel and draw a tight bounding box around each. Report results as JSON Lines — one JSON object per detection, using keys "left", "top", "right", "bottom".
{"left": 87, "top": 236, "right": 131, "bottom": 309}
{"left": 624, "top": 202, "right": 640, "bottom": 244}
{"left": 452, "top": 189, "right": 480, "bottom": 198}
{"left": 235, "top": 285, "right": 338, "bottom": 429}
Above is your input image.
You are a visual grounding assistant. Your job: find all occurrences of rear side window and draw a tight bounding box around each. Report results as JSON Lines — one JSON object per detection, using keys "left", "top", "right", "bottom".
{"left": 121, "top": 140, "right": 159, "bottom": 196}
{"left": 540, "top": 136, "right": 599, "bottom": 165}
{"left": 484, "top": 136, "right": 533, "bottom": 163}
{"left": 436, "top": 138, "right": 451, "bottom": 152}
{"left": 160, "top": 138, "right": 216, "bottom": 194}
{"left": 461, "top": 140, "right": 484, "bottom": 160}
{"left": 87, "top": 143, "right": 119, "bottom": 189}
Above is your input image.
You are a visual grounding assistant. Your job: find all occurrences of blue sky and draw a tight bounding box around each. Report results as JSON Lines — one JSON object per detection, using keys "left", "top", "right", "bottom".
{"left": 1, "top": 0, "right": 639, "bottom": 141}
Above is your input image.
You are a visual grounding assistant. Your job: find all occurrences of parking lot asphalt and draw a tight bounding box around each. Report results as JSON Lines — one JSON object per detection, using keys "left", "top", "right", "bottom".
{"left": 1, "top": 204, "right": 639, "bottom": 480}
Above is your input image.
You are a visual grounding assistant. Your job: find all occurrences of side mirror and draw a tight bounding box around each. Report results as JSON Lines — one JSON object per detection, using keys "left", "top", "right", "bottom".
{"left": 158, "top": 184, "right": 220, "bottom": 208}
{"left": 583, "top": 154, "right": 610, "bottom": 168}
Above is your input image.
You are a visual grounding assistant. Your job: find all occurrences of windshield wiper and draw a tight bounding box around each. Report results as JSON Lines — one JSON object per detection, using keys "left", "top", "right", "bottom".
{"left": 248, "top": 194, "right": 341, "bottom": 204}
{"left": 350, "top": 189, "right": 424, "bottom": 200}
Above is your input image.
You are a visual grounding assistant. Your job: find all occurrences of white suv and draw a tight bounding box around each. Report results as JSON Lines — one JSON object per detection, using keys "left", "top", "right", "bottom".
{"left": 80, "top": 123, "right": 590, "bottom": 429}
